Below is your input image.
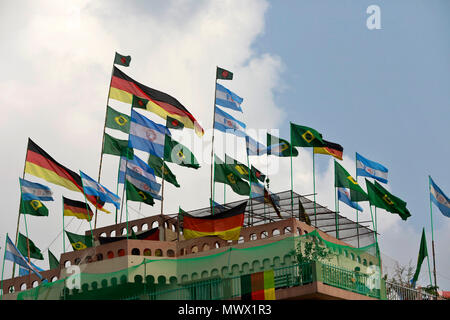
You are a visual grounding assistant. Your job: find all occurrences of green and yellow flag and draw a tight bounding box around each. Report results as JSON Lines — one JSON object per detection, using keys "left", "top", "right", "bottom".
{"left": 366, "top": 179, "right": 411, "bottom": 221}
{"left": 125, "top": 180, "right": 155, "bottom": 206}
{"left": 164, "top": 135, "right": 200, "bottom": 169}
{"left": 20, "top": 197, "right": 49, "bottom": 216}
{"left": 105, "top": 106, "right": 130, "bottom": 133}
{"left": 334, "top": 161, "right": 368, "bottom": 202}
{"left": 267, "top": 133, "right": 298, "bottom": 157}
{"left": 17, "top": 233, "right": 44, "bottom": 260}
{"left": 65, "top": 231, "right": 93, "bottom": 251}
{"left": 290, "top": 123, "right": 325, "bottom": 148}
{"left": 214, "top": 156, "right": 250, "bottom": 196}
{"left": 103, "top": 133, "right": 134, "bottom": 159}
{"left": 147, "top": 154, "right": 180, "bottom": 188}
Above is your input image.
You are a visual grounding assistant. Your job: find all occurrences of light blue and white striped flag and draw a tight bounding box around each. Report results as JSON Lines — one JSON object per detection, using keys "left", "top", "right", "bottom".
{"left": 246, "top": 135, "right": 267, "bottom": 156}
{"left": 20, "top": 178, "right": 53, "bottom": 201}
{"left": 215, "top": 83, "right": 243, "bottom": 112}
{"left": 214, "top": 106, "right": 246, "bottom": 137}
{"left": 5, "top": 234, "right": 43, "bottom": 280}
{"left": 429, "top": 176, "right": 450, "bottom": 218}
{"left": 356, "top": 152, "right": 388, "bottom": 184}
{"left": 119, "top": 155, "right": 161, "bottom": 197}
{"left": 80, "top": 171, "right": 120, "bottom": 209}
{"left": 338, "top": 187, "right": 363, "bottom": 211}
{"left": 129, "top": 109, "right": 171, "bottom": 158}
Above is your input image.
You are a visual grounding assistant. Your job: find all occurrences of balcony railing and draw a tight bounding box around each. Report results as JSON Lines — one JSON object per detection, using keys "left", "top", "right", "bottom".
{"left": 385, "top": 281, "right": 437, "bottom": 300}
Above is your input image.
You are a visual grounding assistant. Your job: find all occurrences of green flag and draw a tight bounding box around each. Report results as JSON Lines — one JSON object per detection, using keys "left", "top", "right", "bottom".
{"left": 103, "top": 133, "right": 134, "bottom": 159}
{"left": 65, "top": 231, "right": 93, "bottom": 251}
{"left": 114, "top": 52, "right": 131, "bottom": 67}
{"left": 48, "top": 249, "right": 60, "bottom": 270}
{"left": 251, "top": 165, "right": 266, "bottom": 183}
{"left": 178, "top": 207, "right": 186, "bottom": 230}
{"left": 166, "top": 116, "right": 184, "bottom": 130}
{"left": 214, "top": 156, "right": 250, "bottom": 196}
{"left": 216, "top": 67, "right": 233, "bottom": 80}
{"left": 131, "top": 94, "right": 149, "bottom": 109}
{"left": 126, "top": 180, "right": 155, "bottom": 206}
{"left": 20, "top": 198, "right": 49, "bottom": 216}
{"left": 17, "top": 233, "right": 44, "bottom": 260}
{"left": 290, "top": 123, "right": 325, "bottom": 148}
{"left": 164, "top": 135, "right": 200, "bottom": 169}
{"left": 147, "top": 154, "right": 180, "bottom": 187}
{"left": 267, "top": 133, "right": 298, "bottom": 157}
{"left": 105, "top": 106, "right": 130, "bottom": 133}
{"left": 366, "top": 179, "right": 411, "bottom": 221}
{"left": 334, "top": 160, "right": 368, "bottom": 201}
{"left": 411, "top": 228, "right": 429, "bottom": 286}
{"left": 224, "top": 154, "right": 250, "bottom": 180}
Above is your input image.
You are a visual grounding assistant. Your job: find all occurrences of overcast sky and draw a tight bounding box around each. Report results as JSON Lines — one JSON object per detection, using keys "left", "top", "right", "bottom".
{"left": 1, "top": 0, "right": 449, "bottom": 291}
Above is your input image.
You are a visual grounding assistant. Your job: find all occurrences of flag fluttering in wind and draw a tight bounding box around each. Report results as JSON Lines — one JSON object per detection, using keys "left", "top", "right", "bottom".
{"left": 181, "top": 201, "right": 247, "bottom": 240}
{"left": 48, "top": 249, "right": 60, "bottom": 270}
{"left": 147, "top": 154, "right": 180, "bottom": 188}
{"left": 118, "top": 154, "right": 161, "bottom": 196}
{"left": 20, "top": 178, "right": 53, "bottom": 201}
{"left": 366, "top": 179, "right": 411, "bottom": 221}
{"left": 80, "top": 171, "right": 121, "bottom": 210}
{"left": 411, "top": 228, "right": 429, "bottom": 288}
{"left": 245, "top": 135, "right": 267, "bottom": 156}
{"left": 216, "top": 67, "right": 233, "bottom": 80}
{"left": 314, "top": 139, "right": 343, "bottom": 160}
{"left": 429, "top": 176, "right": 450, "bottom": 218}
{"left": 25, "top": 139, "right": 106, "bottom": 211}
{"left": 129, "top": 109, "right": 171, "bottom": 158}
{"left": 4, "top": 235, "right": 43, "bottom": 280}
{"left": 290, "top": 123, "right": 326, "bottom": 148}
{"left": 164, "top": 135, "right": 200, "bottom": 169}
{"left": 109, "top": 66, "right": 204, "bottom": 136}
{"left": 20, "top": 198, "right": 49, "bottom": 216}
{"left": 214, "top": 158, "right": 250, "bottom": 196}
{"left": 114, "top": 52, "right": 131, "bottom": 67}
{"left": 105, "top": 106, "right": 131, "bottom": 134}
{"left": 65, "top": 231, "right": 93, "bottom": 251}
{"left": 266, "top": 133, "right": 298, "bottom": 157}
{"left": 103, "top": 133, "right": 134, "bottom": 159}
{"left": 63, "top": 196, "right": 94, "bottom": 221}
{"left": 19, "top": 258, "right": 45, "bottom": 277}
{"left": 17, "top": 233, "right": 44, "bottom": 260}
{"left": 338, "top": 187, "right": 363, "bottom": 211}
{"left": 224, "top": 154, "right": 250, "bottom": 181}
{"left": 166, "top": 115, "right": 184, "bottom": 130}
{"left": 215, "top": 83, "right": 243, "bottom": 112}
{"left": 125, "top": 179, "right": 155, "bottom": 206}
{"left": 356, "top": 152, "right": 388, "bottom": 184}
{"left": 214, "top": 106, "right": 246, "bottom": 137}
{"left": 334, "top": 160, "right": 368, "bottom": 202}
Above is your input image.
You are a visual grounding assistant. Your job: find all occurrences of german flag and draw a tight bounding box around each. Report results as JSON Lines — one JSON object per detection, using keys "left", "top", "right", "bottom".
{"left": 109, "top": 66, "right": 204, "bottom": 137}
{"left": 182, "top": 202, "right": 247, "bottom": 241}
{"left": 63, "top": 197, "right": 94, "bottom": 221}
{"left": 313, "top": 139, "right": 343, "bottom": 160}
{"left": 98, "top": 227, "right": 160, "bottom": 245}
{"left": 25, "top": 139, "right": 106, "bottom": 211}
{"left": 241, "top": 270, "right": 275, "bottom": 300}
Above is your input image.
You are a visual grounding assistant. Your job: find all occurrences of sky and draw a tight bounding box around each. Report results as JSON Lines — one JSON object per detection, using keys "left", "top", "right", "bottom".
{"left": 0, "top": 0, "right": 449, "bottom": 291}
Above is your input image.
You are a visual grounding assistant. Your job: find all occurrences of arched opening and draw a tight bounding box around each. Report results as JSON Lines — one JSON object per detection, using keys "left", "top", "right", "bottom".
{"left": 32, "top": 281, "right": 39, "bottom": 288}
{"left": 250, "top": 233, "right": 257, "bottom": 241}
{"left": 260, "top": 231, "right": 268, "bottom": 239}
{"left": 143, "top": 248, "right": 151, "bottom": 256}
{"left": 131, "top": 248, "right": 140, "bottom": 256}
{"left": 118, "top": 249, "right": 126, "bottom": 257}
{"left": 141, "top": 223, "right": 149, "bottom": 231}
{"left": 238, "top": 236, "right": 244, "bottom": 244}
{"left": 283, "top": 226, "right": 292, "bottom": 234}
{"left": 110, "top": 230, "right": 117, "bottom": 237}
{"left": 166, "top": 249, "right": 175, "bottom": 257}
{"left": 96, "top": 253, "right": 103, "bottom": 261}
{"left": 202, "top": 243, "right": 210, "bottom": 252}
{"left": 107, "top": 251, "right": 114, "bottom": 259}
{"left": 64, "top": 260, "right": 71, "bottom": 268}
{"left": 155, "top": 249, "right": 163, "bottom": 256}
{"left": 151, "top": 221, "right": 159, "bottom": 229}
{"left": 214, "top": 241, "right": 220, "bottom": 249}
{"left": 272, "top": 229, "right": 280, "bottom": 237}
{"left": 191, "top": 246, "right": 198, "bottom": 254}
{"left": 132, "top": 225, "right": 138, "bottom": 233}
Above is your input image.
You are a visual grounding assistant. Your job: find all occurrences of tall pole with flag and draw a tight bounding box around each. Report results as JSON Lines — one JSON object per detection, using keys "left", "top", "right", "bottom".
{"left": 429, "top": 176, "right": 437, "bottom": 291}
{"left": 94, "top": 52, "right": 131, "bottom": 229}
{"left": 355, "top": 152, "right": 360, "bottom": 248}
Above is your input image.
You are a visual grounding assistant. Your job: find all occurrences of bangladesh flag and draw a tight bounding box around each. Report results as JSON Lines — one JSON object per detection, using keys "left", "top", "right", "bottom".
{"left": 106, "top": 106, "right": 130, "bottom": 133}
{"left": 216, "top": 67, "right": 233, "bottom": 80}
{"left": 147, "top": 154, "right": 180, "bottom": 187}
{"left": 126, "top": 179, "right": 155, "bottom": 206}
{"left": 267, "top": 133, "right": 298, "bottom": 157}
{"left": 164, "top": 135, "right": 200, "bottom": 169}
{"left": 334, "top": 161, "right": 368, "bottom": 202}
{"left": 131, "top": 94, "right": 149, "bottom": 109}
{"left": 214, "top": 157, "right": 250, "bottom": 196}
{"left": 20, "top": 197, "right": 48, "bottom": 216}
{"left": 166, "top": 116, "right": 184, "bottom": 130}
{"left": 251, "top": 165, "right": 266, "bottom": 183}
{"left": 114, "top": 52, "right": 131, "bottom": 67}
{"left": 65, "top": 231, "right": 93, "bottom": 251}
{"left": 366, "top": 179, "right": 411, "bottom": 221}
{"left": 103, "top": 133, "right": 134, "bottom": 159}
{"left": 48, "top": 249, "right": 60, "bottom": 270}
{"left": 17, "top": 233, "right": 44, "bottom": 260}
{"left": 290, "top": 123, "right": 325, "bottom": 148}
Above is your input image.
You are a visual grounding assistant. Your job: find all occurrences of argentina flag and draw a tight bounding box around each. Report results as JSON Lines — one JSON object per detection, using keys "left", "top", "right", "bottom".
{"left": 118, "top": 155, "right": 161, "bottom": 196}
{"left": 338, "top": 187, "right": 363, "bottom": 211}
{"left": 80, "top": 171, "right": 120, "bottom": 209}
{"left": 245, "top": 135, "right": 267, "bottom": 156}
{"left": 429, "top": 176, "right": 450, "bottom": 218}
{"left": 5, "top": 234, "right": 43, "bottom": 279}
{"left": 129, "top": 109, "right": 171, "bottom": 158}
{"left": 356, "top": 152, "right": 388, "bottom": 184}
{"left": 20, "top": 178, "right": 53, "bottom": 201}
{"left": 214, "top": 106, "right": 246, "bottom": 137}
{"left": 215, "top": 83, "right": 243, "bottom": 112}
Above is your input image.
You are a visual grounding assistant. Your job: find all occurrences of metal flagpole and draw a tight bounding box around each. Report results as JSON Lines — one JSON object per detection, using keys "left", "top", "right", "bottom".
{"left": 62, "top": 196, "right": 65, "bottom": 254}
{"left": 246, "top": 152, "right": 253, "bottom": 226}
{"left": 355, "top": 152, "right": 360, "bottom": 248}
{"left": 210, "top": 68, "right": 218, "bottom": 215}
{"left": 334, "top": 186, "right": 339, "bottom": 239}
{"left": 313, "top": 151, "right": 317, "bottom": 227}
{"left": 1, "top": 234, "right": 8, "bottom": 300}
{"left": 428, "top": 176, "right": 438, "bottom": 291}
{"left": 18, "top": 179, "right": 32, "bottom": 287}
{"left": 290, "top": 142, "right": 294, "bottom": 218}
{"left": 425, "top": 229, "right": 433, "bottom": 288}
{"left": 160, "top": 169, "right": 166, "bottom": 241}
{"left": 94, "top": 56, "right": 115, "bottom": 229}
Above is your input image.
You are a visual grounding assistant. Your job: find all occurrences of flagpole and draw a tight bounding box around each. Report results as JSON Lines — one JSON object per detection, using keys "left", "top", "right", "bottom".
{"left": 1, "top": 234, "right": 8, "bottom": 300}
{"left": 246, "top": 151, "right": 253, "bottom": 226}
{"left": 334, "top": 187, "right": 339, "bottom": 239}
{"left": 126, "top": 188, "right": 129, "bottom": 240}
{"left": 160, "top": 167, "right": 166, "bottom": 241}
{"left": 115, "top": 157, "right": 122, "bottom": 224}
{"left": 62, "top": 196, "right": 65, "bottom": 254}
{"left": 12, "top": 141, "right": 29, "bottom": 280}
{"left": 94, "top": 57, "right": 115, "bottom": 229}
{"left": 428, "top": 176, "right": 438, "bottom": 291}
{"left": 18, "top": 178, "right": 32, "bottom": 287}
{"left": 313, "top": 151, "right": 317, "bottom": 227}
{"left": 355, "top": 152, "right": 360, "bottom": 248}
{"left": 425, "top": 230, "right": 433, "bottom": 288}
{"left": 210, "top": 68, "right": 218, "bottom": 215}
{"left": 290, "top": 141, "right": 294, "bottom": 218}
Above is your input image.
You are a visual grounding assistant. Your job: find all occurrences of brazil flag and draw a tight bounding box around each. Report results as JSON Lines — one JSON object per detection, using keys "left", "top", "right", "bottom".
{"left": 65, "top": 231, "right": 93, "bottom": 251}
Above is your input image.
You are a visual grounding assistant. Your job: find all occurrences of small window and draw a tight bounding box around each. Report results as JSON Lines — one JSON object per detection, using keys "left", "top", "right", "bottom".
{"left": 118, "top": 249, "right": 125, "bottom": 257}
{"left": 167, "top": 249, "right": 175, "bottom": 257}
{"left": 107, "top": 251, "right": 114, "bottom": 259}
{"left": 131, "top": 248, "right": 140, "bottom": 255}
{"left": 250, "top": 234, "right": 257, "bottom": 241}
{"left": 155, "top": 249, "right": 163, "bottom": 256}
{"left": 143, "top": 248, "right": 151, "bottom": 256}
